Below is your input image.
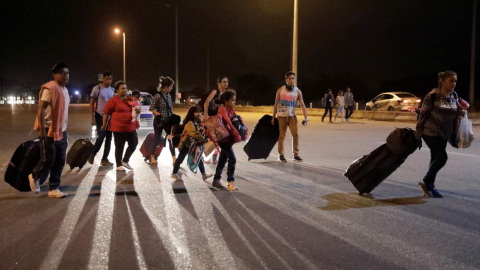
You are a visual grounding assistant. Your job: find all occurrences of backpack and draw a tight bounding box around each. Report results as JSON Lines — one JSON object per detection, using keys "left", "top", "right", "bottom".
{"left": 416, "top": 91, "right": 458, "bottom": 120}
{"left": 386, "top": 128, "right": 417, "bottom": 156}
{"left": 204, "top": 115, "right": 229, "bottom": 142}
{"left": 231, "top": 115, "right": 247, "bottom": 141}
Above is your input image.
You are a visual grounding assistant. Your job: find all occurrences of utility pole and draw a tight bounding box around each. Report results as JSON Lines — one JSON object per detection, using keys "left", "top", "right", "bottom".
{"left": 470, "top": 0, "right": 477, "bottom": 111}
{"left": 207, "top": 41, "right": 210, "bottom": 92}
{"left": 175, "top": 4, "right": 180, "bottom": 104}
{"left": 292, "top": 0, "right": 298, "bottom": 85}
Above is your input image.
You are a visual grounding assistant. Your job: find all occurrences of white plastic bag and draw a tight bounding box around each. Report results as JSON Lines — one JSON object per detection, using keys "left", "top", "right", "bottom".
{"left": 456, "top": 112, "right": 475, "bottom": 148}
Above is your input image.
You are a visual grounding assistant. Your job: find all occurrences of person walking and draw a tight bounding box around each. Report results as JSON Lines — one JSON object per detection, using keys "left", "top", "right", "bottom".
{"left": 28, "top": 63, "right": 70, "bottom": 198}
{"left": 272, "top": 71, "right": 309, "bottom": 163}
{"left": 170, "top": 106, "right": 213, "bottom": 181}
{"left": 416, "top": 71, "right": 464, "bottom": 198}
{"left": 344, "top": 87, "right": 355, "bottom": 122}
{"left": 149, "top": 76, "right": 176, "bottom": 165}
{"left": 212, "top": 90, "right": 247, "bottom": 191}
{"left": 335, "top": 90, "right": 346, "bottom": 123}
{"left": 102, "top": 81, "right": 140, "bottom": 171}
{"left": 88, "top": 71, "right": 114, "bottom": 166}
{"left": 322, "top": 89, "right": 334, "bottom": 123}
{"left": 202, "top": 76, "right": 229, "bottom": 165}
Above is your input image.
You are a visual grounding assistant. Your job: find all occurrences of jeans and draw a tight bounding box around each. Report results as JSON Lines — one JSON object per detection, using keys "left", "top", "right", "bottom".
{"left": 214, "top": 142, "right": 236, "bottom": 182}
{"left": 322, "top": 107, "right": 333, "bottom": 122}
{"left": 152, "top": 116, "right": 175, "bottom": 157}
{"left": 113, "top": 131, "right": 138, "bottom": 167}
{"left": 345, "top": 105, "right": 354, "bottom": 119}
{"left": 422, "top": 135, "right": 448, "bottom": 189}
{"left": 32, "top": 131, "right": 68, "bottom": 190}
{"left": 92, "top": 112, "right": 112, "bottom": 160}
{"left": 335, "top": 106, "right": 345, "bottom": 121}
{"left": 278, "top": 115, "right": 299, "bottom": 155}
{"left": 172, "top": 146, "right": 206, "bottom": 175}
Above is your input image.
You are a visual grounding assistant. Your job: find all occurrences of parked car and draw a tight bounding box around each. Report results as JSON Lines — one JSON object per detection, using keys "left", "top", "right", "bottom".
{"left": 128, "top": 91, "right": 154, "bottom": 128}
{"left": 186, "top": 96, "right": 200, "bottom": 104}
{"left": 365, "top": 92, "right": 421, "bottom": 112}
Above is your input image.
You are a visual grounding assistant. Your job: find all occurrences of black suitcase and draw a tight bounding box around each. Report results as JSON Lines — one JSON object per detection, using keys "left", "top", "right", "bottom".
{"left": 4, "top": 139, "right": 47, "bottom": 192}
{"left": 243, "top": 114, "right": 279, "bottom": 160}
{"left": 67, "top": 138, "right": 94, "bottom": 170}
{"left": 344, "top": 128, "right": 418, "bottom": 195}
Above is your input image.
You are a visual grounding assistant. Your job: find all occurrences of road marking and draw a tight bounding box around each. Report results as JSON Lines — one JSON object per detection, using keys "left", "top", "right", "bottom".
{"left": 125, "top": 194, "right": 147, "bottom": 270}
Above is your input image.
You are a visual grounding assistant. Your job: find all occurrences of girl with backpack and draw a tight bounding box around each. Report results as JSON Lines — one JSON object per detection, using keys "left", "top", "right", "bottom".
{"left": 416, "top": 71, "right": 468, "bottom": 198}
{"left": 212, "top": 90, "right": 248, "bottom": 191}
{"left": 171, "top": 106, "right": 213, "bottom": 181}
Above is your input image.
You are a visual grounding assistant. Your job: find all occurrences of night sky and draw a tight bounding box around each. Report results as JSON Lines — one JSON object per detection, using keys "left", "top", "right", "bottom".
{"left": 0, "top": 0, "right": 477, "bottom": 103}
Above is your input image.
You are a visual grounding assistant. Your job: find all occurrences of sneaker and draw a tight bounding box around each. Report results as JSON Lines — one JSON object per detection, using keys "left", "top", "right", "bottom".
{"left": 278, "top": 155, "right": 287, "bottom": 163}
{"left": 342, "top": 119, "right": 346, "bottom": 123}
{"left": 48, "top": 189, "right": 67, "bottom": 198}
{"left": 334, "top": 119, "right": 337, "bottom": 123}
{"left": 226, "top": 182, "right": 238, "bottom": 191}
{"left": 429, "top": 189, "right": 443, "bottom": 198}
{"left": 150, "top": 156, "right": 157, "bottom": 165}
{"left": 202, "top": 174, "right": 213, "bottom": 181}
{"left": 122, "top": 162, "right": 133, "bottom": 170}
{"left": 100, "top": 159, "right": 114, "bottom": 166}
{"left": 293, "top": 156, "right": 303, "bottom": 162}
{"left": 346, "top": 118, "right": 350, "bottom": 122}
{"left": 212, "top": 178, "right": 224, "bottom": 189}
{"left": 87, "top": 153, "right": 95, "bottom": 164}
{"left": 116, "top": 166, "right": 125, "bottom": 171}
{"left": 329, "top": 120, "right": 333, "bottom": 123}
{"left": 171, "top": 173, "right": 182, "bottom": 181}
{"left": 418, "top": 182, "right": 432, "bottom": 197}
{"left": 28, "top": 173, "right": 40, "bottom": 193}
{"left": 322, "top": 118, "right": 324, "bottom": 122}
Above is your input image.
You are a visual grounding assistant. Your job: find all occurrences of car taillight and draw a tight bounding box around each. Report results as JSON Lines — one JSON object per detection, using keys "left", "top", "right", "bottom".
{"left": 416, "top": 99, "right": 421, "bottom": 102}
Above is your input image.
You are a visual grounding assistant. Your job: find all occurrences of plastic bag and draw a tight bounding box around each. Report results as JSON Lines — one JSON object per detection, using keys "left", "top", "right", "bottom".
{"left": 456, "top": 112, "right": 475, "bottom": 149}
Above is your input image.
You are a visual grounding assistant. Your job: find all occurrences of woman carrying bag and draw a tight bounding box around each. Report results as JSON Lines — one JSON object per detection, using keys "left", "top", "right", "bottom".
{"left": 416, "top": 71, "right": 467, "bottom": 198}
{"left": 149, "top": 76, "right": 180, "bottom": 165}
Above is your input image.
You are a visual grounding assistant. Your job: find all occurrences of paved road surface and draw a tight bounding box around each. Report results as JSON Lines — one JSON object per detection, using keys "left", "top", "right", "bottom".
{"left": 0, "top": 104, "right": 479, "bottom": 270}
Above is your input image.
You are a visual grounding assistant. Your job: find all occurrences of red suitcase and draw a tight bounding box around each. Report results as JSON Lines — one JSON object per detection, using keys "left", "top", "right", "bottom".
{"left": 140, "top": 133, "right": 164, "bottom": 160}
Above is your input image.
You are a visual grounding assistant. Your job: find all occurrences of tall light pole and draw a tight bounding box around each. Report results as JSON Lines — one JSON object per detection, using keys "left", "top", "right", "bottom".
{"left": 470, "top": 0, "right": 477, "bottom": 112}
{"left": 292, "top": 0, "right": 298, "bottom": 85}
{"left": 115, "top": 28, "right": 126, "bottom": 83}
{"left": 175, "top": 4, "right": 180, "bottom": 103}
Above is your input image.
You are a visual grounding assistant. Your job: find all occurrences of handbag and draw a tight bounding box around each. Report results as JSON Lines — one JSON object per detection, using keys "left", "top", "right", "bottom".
{"left": 204, "top": 115, "right": 229, "bottom": 143}
{"left": 159, "top": 93, "right": 181, "bottom": 127}
{"left": 230, "top": 115, "right": 247, "bottom": 141}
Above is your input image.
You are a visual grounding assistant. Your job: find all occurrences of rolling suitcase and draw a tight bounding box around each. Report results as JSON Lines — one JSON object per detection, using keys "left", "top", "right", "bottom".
{"left": 67, "top": 138, "right": 94, "bottom": 170}
{"left": 243, "top": 114, "right": 279, "bottom": 160}
{"left": 4, "top": 139, "right": 46, "bottom": 192}
{"left": 344, "top": 128, "right": 418, "bottom": 195}
{"left": 140, "top": 133, "right": 164, "bottom": 160}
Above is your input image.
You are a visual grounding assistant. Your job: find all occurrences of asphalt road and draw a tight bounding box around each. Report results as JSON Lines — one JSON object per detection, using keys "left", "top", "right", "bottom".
{"left": 1, "top": 104, "right": 479, "bottom": 270}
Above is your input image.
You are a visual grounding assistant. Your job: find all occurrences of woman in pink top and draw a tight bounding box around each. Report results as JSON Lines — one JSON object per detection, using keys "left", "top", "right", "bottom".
{"left": 102, "top": 81, "right": 140, "bottom": 171}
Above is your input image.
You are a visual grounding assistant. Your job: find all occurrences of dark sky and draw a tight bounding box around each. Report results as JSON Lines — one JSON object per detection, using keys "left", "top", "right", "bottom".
{"left": 0, "top": 0, "right": 477, "bottom": 101}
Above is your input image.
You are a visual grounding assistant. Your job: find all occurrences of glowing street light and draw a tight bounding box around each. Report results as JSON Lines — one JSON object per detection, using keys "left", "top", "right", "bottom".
{"left": 75, "top": 91, "right": 79, "bottom": 95}
{"left": 115, "top": 28, "right": 126, "bottom": 83}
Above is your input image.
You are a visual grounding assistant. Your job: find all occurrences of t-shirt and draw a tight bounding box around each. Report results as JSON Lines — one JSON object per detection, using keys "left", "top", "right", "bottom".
{"left": 90, "top": 84, "right": 114, "bottom": 116}
{"left": 104, "top": 95, "right": 137, "bottom": 132}
{"left": 41, "top": 87, "right": 70, "bottom": 131}
{"left": 336, "top": 96, "right": 345, "bottom": 107}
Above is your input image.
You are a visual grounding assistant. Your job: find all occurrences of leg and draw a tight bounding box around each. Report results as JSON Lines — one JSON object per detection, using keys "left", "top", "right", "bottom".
{"left": 151, "top": 117, "right": 166, "bottom": 155}
{"left": 49, "top": 132, "right": 68, "bottom": 190}
{"left": 322, "top": 109, "right": 328, "bottom": 121}
{"left": 289, "top": 116, "right": 299, "bottom": 155}
{"left": 223, "top": 145, "right": 236, "bottom": 182}
{"left": 422, "top": 136, "right": 448, "bottom": 190}
{"left": 164, "top": 123, "right": 176, "bottom": 157}
{"left": 102, "top": 130, "right": 112, "bottom": 160}
{"left": 172, "top": 147, "right": 189, "bottom": 174}
{"left": 328, "top": 108, "right": 333, "bottom": 121}
{"left": 113, "top": 132, "right": 127, "bottom": 167}
{"left": 122, "top": 131, "right": 138, "bottom": 163}
{"left": 214, "top": 145, "right": 229, "bottom": 180}
{"left": 341, "top": 107, "right": 345, "bottom": 121}
{"left": 32, "top": 136, "right": 55, "bottom": 182}
{"left": 277, "top": 117, "right": 288, "bottom": 155}
{"left": 198, "top": 159, "right": 206, "bottom": 175}
{"left": 91, "top": 113, "right": 106, "bottom": 156}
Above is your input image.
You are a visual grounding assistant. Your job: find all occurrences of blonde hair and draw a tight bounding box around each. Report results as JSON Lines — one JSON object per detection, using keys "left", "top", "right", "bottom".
{"left": 437, "top": 71, "right": 457, "bottom": 88}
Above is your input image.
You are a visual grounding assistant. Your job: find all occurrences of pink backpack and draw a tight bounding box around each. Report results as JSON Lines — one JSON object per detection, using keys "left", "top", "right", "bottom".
{"left": 204, "top": 115, "right": 229, "bottom": 142}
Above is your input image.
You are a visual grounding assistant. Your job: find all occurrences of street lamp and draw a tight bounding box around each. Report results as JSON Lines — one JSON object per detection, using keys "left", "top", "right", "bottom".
{"left": 292, "top": 0, "right": 298, "bottom": 85}
{"left": 115, "top": 28, "right": 126, "bottom": 83}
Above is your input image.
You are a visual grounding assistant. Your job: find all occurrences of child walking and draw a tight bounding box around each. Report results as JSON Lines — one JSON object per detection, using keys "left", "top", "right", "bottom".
{"left": 171, "top": 106, "right": 213, "bottom": 181}
{"left": 212, "top": 90, "right": 247, "bottom": 191}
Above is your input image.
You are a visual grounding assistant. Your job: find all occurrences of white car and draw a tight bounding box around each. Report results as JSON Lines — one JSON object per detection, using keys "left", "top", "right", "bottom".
{"left": 365, "top": 92, "right": 421, "bottom": 112}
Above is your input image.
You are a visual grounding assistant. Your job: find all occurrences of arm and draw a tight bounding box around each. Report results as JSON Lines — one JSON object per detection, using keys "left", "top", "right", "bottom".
{"left": 36, "top": 101, "right": 49, "bottom": 137}
{"left": 271, "top": 88, "right": 281, "bottom": 124}
{"left": 203, "top": 90, "right": 217, "bottom": 121}
{"left": 102, "top": 98, "right": 114, "bottom": 130}
{"left": 218, "top": 107, "right": 241, "bottom": 142}
{"left": 415, "top": 93, "right": 434, "bottom": 140}
{"left": 101, "top": 114, "right": 109, "bottom": 130}
{"left": 297, "top": 90, "right": 308, "bottom": 120}
{"left": 90, "top": 97, "right": 96, "bottom": 125}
